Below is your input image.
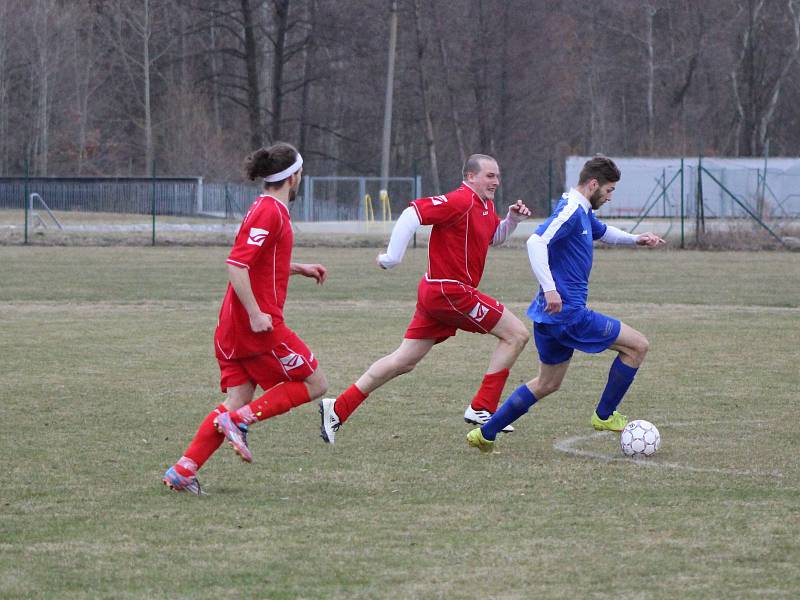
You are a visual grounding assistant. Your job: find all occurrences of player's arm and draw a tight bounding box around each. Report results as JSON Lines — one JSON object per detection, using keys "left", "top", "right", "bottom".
{"left": 492, "top": 199, "right": 532, "bottom": 246}
{"left": 226, "top": 264, "right": 273, "bottom": 332}
{"left": 526, "top": 234, "right": 562, "bottom": 314}
{"left": 600, "top": 226, "right": 665, "bottom": 247}
{"left": 376, "top": 206, "right": 421, "bottom": 269}
{"left": 290, "top": 262, "right": 327, "bottom": 284}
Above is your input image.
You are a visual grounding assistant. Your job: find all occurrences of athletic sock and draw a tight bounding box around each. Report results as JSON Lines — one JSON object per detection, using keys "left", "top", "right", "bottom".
{"left": 333, "top": 384, "right": 368, "bottom": 424}
{"left": 231, "top": 382, "right": 311, "bottom": 425}
{"left": 469, "top": 368, "right": 510, "bottom": 413}
{"left": 175, "top": 403, "right": 228, "bottom": 476}
{"left": 481, "top": 384, "right": 537, "bottom": 441}
{"left": 596, "top": 356, "right": 638, "bottom": 420}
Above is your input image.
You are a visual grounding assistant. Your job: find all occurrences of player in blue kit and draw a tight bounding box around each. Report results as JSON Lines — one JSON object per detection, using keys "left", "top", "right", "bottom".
{"left": 467, "top": 156, "right": 665, "bottom": 452}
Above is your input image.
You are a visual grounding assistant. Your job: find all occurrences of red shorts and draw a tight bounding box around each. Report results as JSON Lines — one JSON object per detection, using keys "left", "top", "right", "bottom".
{"left": 217, "top": 328, "right": 318, "bottom": 392}
{"left": 404, "top": 278, "right": 504, "bottom": 343}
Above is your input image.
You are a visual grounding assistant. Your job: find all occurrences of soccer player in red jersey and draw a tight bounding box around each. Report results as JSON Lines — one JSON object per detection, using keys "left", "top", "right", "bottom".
{"left": 319, "top": 154, "right": 532, "bottom": 444}
{"left": 163, "top": 142, "right": 328, "bottom": 495}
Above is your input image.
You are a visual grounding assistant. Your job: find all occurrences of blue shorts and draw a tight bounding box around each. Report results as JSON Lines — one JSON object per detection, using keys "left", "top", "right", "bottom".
{"left": 533, "top": 308, "right": 621, "bottom": 365}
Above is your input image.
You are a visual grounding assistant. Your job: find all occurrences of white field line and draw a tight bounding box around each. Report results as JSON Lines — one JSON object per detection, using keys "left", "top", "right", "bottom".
{"left": 553, "top": 425, "right": 783, "bottom": 477}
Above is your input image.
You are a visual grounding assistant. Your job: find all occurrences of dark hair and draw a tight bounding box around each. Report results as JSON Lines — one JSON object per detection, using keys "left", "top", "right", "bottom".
{"left": 462, "top": 153, "right": 496, "bottom": 179}
{"left": 244, "top": 142, "right": 299, "bottom": 187}
{"left": 578, "top": 155, "right": 620, "bottom": 186}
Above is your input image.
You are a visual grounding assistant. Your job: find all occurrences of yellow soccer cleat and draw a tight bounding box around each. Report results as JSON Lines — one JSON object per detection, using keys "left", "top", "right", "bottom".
{"left": 591, "top": 410, "right": 628, "bottom": 432}
{"left": 466, "top": 428, "right": 495, "bottom": 453}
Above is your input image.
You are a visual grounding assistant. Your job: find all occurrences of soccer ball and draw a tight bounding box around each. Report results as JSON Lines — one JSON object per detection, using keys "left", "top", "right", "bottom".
{"left": 620, "top": 419, "right": 661, "bottom": 457}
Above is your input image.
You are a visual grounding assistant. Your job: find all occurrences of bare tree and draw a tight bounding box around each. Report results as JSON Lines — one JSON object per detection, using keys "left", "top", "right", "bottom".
{"left": 103, "top": 0, "right": 173, "bottom": 175}
{"left": 731, "top": 0, "right": 800, "bottom": 155}
{"left": 412, "top": 0, "right": 440, "bottom": 193}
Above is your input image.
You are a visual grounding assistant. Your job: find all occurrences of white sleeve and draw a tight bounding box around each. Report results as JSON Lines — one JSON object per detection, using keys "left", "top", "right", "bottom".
{"left": 600, "top": 225, "right": 638, "bottom": 245}
{"left": 526, "top": 234, "right": 556, "bottom": 292}
{"left": 491, "top": 217, "right": 518, "bottom": 245}
{"left": 377, "top": 206, "right": 421, "bottom": 269}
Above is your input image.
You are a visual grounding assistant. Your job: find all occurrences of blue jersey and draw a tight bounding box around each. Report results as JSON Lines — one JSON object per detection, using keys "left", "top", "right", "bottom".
{"left": 527, "top": 189, "right": 607, "bottom": 324}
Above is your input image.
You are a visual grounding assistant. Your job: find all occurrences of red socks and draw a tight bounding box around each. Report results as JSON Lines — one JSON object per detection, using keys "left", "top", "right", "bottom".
{"left": 231, "top": 382, "right": 311, "bottom": 425}
{"left": 469, "top": 368, "right": 510, "bottom": 413}
{"left": 333, "top": 384, "right": 368, "bottom": 424}
{"left": 175, "top": 404, "right": 228, "bottom": 477}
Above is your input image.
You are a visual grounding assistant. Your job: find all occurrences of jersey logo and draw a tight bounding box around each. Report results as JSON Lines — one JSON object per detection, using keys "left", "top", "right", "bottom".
{"left": 279, "top": 352, "right": 305, "bottom": 370}
{"left": 469, "top": 301, "right": 489, "bottom": 322}
{"left": 431, "top": 195, "right": 448, "bottom": 206}
{"left": 581, "top": 229, "right": 588, "bottom": 235}
{"left": 482, "top": 210, "right": 489, "bottom": 216}
{"left": 247, "top": 227, "right": 270, "bottom": 246}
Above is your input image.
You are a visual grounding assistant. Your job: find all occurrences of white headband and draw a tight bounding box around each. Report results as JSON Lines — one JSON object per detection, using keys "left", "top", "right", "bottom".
{"left": 263, "top": 153, "right": 303, "bottom": 182}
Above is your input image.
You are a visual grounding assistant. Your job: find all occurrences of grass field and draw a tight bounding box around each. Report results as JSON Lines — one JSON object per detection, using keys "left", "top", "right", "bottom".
{"left": 1, "top": 245, "right": 799, "bottom": 599}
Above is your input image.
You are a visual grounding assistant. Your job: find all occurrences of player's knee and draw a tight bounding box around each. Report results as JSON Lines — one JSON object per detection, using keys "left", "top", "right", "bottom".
{"left": 632, "top": 334, "right": 650, "bottom": 364}
{"left": 393, "top": 357, "right": 418, "bottom": 376}
{"left": 503, "top": 321, "right": 530, "bottom": 351}
{"left": 306, "top": 372, "right": 328, "bottom": 399}
{"left": 537, "top": 378, "right": 561, "bottom": 397}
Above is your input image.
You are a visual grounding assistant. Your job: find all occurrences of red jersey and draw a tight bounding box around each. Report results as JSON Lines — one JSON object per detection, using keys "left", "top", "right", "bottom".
{"left": 214, "top": 195, "right": 293, "bottom": 359}
{"left": 410, "top": 183, "right": 500, "bottom": 286}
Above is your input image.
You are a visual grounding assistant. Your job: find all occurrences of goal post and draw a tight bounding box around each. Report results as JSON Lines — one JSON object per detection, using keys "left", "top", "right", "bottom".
{"left": 297, "top": 175, "right": 421, "bottom": 222}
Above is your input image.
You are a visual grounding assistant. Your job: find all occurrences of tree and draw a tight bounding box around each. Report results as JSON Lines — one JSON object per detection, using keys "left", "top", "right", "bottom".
{"left": 731, "top": 0, "right": 800, "bottom": 156}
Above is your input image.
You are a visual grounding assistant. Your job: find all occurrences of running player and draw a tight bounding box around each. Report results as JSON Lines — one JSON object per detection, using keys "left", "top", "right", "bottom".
{"left": 467, "top": 155, "right": 665, "bottom": 452}
{"left": 319, "top": 154, "right": 531, "bottom": 444}
{"left": 162, "top": 142, "right": 329, "bottom": 494}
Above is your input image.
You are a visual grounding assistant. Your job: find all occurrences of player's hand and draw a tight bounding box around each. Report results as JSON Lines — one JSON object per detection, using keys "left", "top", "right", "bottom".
{"left": 636, "top": 232, "right": 666, "bottom": 247}
{"left": 544, "top": 290, "right": 562, "bottom": 314}
{"left": 295, "top": 263, "right": 327, "bottom": 284}
{"left": 249, "top": 311, "right": 273, "bottom": 333}
{"left": 376, "top": 253, "right": 399, "bottom": 269}
{"left": 508, "top": 199, "right": 532, "bottom": 222}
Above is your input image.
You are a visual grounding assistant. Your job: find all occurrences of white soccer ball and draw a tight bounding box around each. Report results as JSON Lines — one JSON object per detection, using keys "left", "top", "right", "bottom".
{"left": 620, "top": 419, "right": 661, "bottom": 457}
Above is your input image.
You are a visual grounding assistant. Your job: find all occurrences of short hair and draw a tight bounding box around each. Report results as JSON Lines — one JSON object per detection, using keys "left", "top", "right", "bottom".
{"left": 578, "top": 156, "right": 621, "bottom": 186}
{"left": 243, "top": 142, "right": 299, "bottom": 187}
{"left": 463, "top": 154, "right": 497, "bottom": 179}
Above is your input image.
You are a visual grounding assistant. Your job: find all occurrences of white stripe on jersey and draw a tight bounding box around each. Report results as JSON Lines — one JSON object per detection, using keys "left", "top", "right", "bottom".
{"left": 539, "top": 200, "right": 581, "bottom": 244}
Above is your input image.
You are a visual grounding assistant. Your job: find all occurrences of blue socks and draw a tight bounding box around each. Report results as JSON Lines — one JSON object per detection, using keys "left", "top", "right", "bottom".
{"left": 481, "top": 384, "right": 538, "bottom": 441}
{"left": 596, "top": 356, "right": 638, "bottom": 419}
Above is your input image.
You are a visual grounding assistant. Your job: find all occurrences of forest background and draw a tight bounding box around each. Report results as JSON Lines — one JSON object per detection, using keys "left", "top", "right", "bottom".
{"left": 2, "top": 0, "right": 799, "bottom": 202}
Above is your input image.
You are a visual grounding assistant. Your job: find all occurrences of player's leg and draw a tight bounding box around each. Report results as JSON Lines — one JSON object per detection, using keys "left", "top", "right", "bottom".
{"left": 163, "top": 379, "right": 256, "bottom": 493}
{"left": 319, "top": 337, "right": 437, "bottom": 444}
{"left": 593, "top": 322, "right": 649, "bottom": 430}
{"left": 465, "top": 307, "right": 530, "bottom": 429}
{"left": 218, "top": 333, "right": 323, "bottom": 461}
{"left": 470, "top": 360, "right": 571, "bottom": 450}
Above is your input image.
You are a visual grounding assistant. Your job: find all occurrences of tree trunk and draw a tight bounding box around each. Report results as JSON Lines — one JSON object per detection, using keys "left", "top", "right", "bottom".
{"left": 241, "top": 0, "right": 263, "bottom": 149}
{"left": 270, "top": 0, "right": 290, "bottom": 141}
{"left": 0, "top": 1, "right": 8, "bottom": 173}
{"left": 413, "top": 0, "right": 440, "bottom": 194}
{"left": 35, "top": 0, "right": 51, "bottom": 175}
{"left": 143, "top": 0, "right": 153, "bottom": 175}
{"left": 298, "top": 0, "right": 316, "bottom": 156}
{"left": 645, "top": 5, "right": 656, "bottom": 153}
{"left": 431, "top": 0, "right": 465, "bottom": 163}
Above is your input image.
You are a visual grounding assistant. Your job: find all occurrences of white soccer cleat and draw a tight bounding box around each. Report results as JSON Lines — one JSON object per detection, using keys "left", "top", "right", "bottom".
{"left": 463, "top": 405, "right": 514, "bottom": 433}
{"left": 319, "top": 397, "right": 340, "bottom": 444}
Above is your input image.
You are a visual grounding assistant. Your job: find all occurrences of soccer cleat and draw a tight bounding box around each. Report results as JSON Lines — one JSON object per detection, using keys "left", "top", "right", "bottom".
{"left": 214, "top": 412, "right": 253, "bottom": 462}
{"left": 591, "top": 410, "right": 628, "bottom": 432}
{"left": 464, "top": 405, "right": 514, "bottom": 433}
{"left": 319, "top": 397, "right": 340, "bottom": 444}
{"left": 466, "top": 428, "right": 495, "bottom": 453}
{"left": 162, "top": 466, "right": 203, "bottom": 496}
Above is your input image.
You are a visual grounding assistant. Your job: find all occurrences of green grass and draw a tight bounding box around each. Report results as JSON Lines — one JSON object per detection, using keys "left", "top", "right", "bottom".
{"left": 1, "top": 246, "right": 799, "bottom": 599}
